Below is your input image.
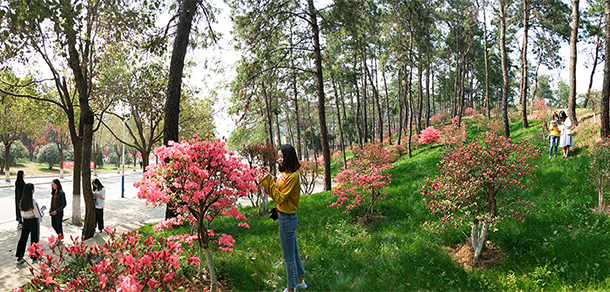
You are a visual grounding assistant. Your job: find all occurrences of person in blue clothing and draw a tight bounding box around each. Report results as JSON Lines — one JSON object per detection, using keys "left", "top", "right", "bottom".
{"left": 50, "top": 179, "right": 66, "bottom": 238}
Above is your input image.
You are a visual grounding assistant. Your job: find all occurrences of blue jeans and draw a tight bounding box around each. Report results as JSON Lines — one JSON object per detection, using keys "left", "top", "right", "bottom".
{"left": 549, "top": 136, "right": 559, "bottom": 157}
{"left": 278, "top": 211, "right": 305, "bottom": 288}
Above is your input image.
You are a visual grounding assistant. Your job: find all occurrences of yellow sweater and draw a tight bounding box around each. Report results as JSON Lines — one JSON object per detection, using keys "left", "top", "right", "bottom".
{"left": 260, "top": 171, "right": 300, "bottom": 214}
{"left": 549, "top": 121, "right": 560, "bottom": 137}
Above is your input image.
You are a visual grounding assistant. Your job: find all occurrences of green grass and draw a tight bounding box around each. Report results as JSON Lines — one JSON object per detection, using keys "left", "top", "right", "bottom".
{"left": 141, "top": 112, "right": 610, "bottom": 291}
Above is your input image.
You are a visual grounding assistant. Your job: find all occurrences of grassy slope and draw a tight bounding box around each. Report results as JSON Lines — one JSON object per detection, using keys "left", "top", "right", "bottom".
{"left": 146, "top": 111, "right": 610, "bottom": 291}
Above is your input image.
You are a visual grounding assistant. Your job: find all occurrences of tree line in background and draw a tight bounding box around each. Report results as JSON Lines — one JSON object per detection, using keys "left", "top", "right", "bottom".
{"left": 227, "top": 0, "right": 610, "bottom": 189}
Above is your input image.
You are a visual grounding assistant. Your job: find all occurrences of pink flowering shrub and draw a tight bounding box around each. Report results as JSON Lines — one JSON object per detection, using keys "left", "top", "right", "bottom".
{"left": 430, "top": 115, "right": 440, "bottom": 125}
{"left": 135, "top": 135, "right": 256, "bottom": 291}
{"left": 464, "top": 107, "right": 475, "bottom": 116}
{"left": 418, "top": 126, "right": 441, "bottom": 146}
{"left": 17, "top": 230, "right": 196, "bottom": 291}
{"left": 440, "top": 118, "right": 467, "bottom": 150}
{"left": 477, "top": 119, "right": 503, "bottom": 136}
{"left": 349, "top": 142, "right": 392, "bottom": 170}
{"left": 329, "top": 164, "right": 393, "bottom": 217}
{"left": 421, "top": 131, "right": 541, "bottom": 262}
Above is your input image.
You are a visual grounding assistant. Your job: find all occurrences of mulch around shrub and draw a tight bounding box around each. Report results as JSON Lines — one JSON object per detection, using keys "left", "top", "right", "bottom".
{"left": 444, "top": 239, "right": 504, "bottom": 270}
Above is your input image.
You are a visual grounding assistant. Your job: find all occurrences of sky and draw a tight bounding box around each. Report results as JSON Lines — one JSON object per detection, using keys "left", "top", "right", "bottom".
{"left": 177, "top": 1, "right": 606, "bottom": 139}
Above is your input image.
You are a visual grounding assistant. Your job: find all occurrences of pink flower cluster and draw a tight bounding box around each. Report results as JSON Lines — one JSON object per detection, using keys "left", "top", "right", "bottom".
{"left": 464, "top": 107, "right": 475, "bottom": 116}
{"left": 16, "top": 230, "right": 194, "bottom": 291}
{"left": 440, "top": 118, "right": 467, "bottom": 149}
{"left": 329, "top": 164, "right": 393, "bottom": 215}
{"left": 418, "top": 126, "right": 441, "bottom": 145}
{"left": 421, "top": 131, "right": 542, "bottom": 231}
{"left": 349, "top": 142, "right": 393, "bottom": 171}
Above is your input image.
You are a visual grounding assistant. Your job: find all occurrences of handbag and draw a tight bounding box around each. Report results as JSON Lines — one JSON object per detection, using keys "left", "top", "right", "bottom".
{"left": 269, "top": 207, "right": 278, "bottom": 221}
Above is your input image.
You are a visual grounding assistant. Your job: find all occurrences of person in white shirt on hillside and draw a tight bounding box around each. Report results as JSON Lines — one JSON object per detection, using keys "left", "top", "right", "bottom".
{"left": 92, "top": 178, "right": 106, "bottom": 234}
{"left": 558, "top": 111, "right": 573, "bottom": 159}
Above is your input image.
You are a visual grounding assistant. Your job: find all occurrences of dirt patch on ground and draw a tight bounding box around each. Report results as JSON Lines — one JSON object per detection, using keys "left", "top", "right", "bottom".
{"left": 354, "top": 214, "right": 386, "bottom": 226}
{"left": 187, "top": 277, "right": 231, "bottom": 292}
{"left": 444, "top": 239, "right": 504, "bottom": 270}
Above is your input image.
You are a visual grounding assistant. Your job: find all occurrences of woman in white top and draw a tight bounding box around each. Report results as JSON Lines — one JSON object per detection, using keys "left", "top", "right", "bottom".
{"left": 92, "top": 178, "right": 106, "bottom": 234}
{"left": 15, "top": 183, "right": 43, "bottom": 264}
{"left": 558, "top": 111, "right": 573, "bottom": 159}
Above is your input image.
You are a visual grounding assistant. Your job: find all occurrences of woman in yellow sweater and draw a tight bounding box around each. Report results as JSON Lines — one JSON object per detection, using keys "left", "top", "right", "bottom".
{"left": 259, "top": 144, "right": 307, "bottom": 292}
{"left": 549, "top": 113, "right": 561, "bottom": 159}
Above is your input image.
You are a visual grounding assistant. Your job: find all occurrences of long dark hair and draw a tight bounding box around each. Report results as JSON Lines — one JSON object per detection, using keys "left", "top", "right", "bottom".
{"left": 20, "top": 183, "right": 35, "bottom": 211}
{"left": 278, "top": 144, "right": 301, "bottom": 173}
{"left": 52, "top": 179, "right": 63, "bottom": 195}
{"left": 92, "top": 178, "right": 104, "bottom": 191}
{"left": 15, "top": 170, "right": 24, "bottom": 187}
{"left": 559, "top": 111, "right": 568, "bottom": 122}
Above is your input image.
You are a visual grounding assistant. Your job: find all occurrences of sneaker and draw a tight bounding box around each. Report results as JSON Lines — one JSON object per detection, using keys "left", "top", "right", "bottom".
{"left": 16, "top": 258, "right": 25, "bottom": 265}
{"left": 296, "top": 279, "right": 308, "bottom": 290}
{"left": 549, "top": 156, "right": 552, "bottom": 160}
{"left": 283, "top": 288, "right": 289, "bottom": 292}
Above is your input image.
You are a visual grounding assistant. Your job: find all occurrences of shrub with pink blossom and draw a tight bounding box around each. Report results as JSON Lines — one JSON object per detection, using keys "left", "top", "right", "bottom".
{"left": 430, "top": 115, "right": 440, "bottom": 125}
{"left": 15, "top": 230, "right": 197, "bottom": 291}
{"left": 300, "top": 160, "right": 321, "bottom": 195}
{"left": 464, "top": 107, "right": 475, "bottom": 116}
{"left": 421, "top": 131, "right": 542, "bottom": 263}
{"left": 440, "top": 118, "right": 467, "bottom": 150}
{"left": 135, "top": 135, "right": 256, "bottom": 291}
{"left": 329, "top": 164, "right": 393, "bottom": 217}
{"left": 418, "top": 126, "right": 441, "bottom": 147}
{"left": 349, "top": 142, "right": 393, "bottom": 170}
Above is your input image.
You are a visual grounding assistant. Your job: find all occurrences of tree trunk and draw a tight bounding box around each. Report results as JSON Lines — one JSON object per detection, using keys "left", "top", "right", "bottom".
{"left": 204, "top": 246, "right": 218, "bottom": 292}
{"left": 471, "top": 221, "right": 489, "bottom": 264}
{"left": 293, "top": 72, "right": 303, "bottom": 160}
{"left": 481, "top": 0, "right": 491, "bottom": 118}
{"left": 308, "top": 0, "right": 331, "bottom": 191}
{"left": 584, "top": 37, "right": 602, "bottom": 108}
{"left": 365, "top": 59, "right": 384, "bottom": 144}
{"left": 4, "top": 142, "right": 10, "bottom": 182}
{"left": 383, "top": 65, "right": 392, "bottom": 143}
{"left": 355, "top": 61, "right": 364, "bottom": 147}
{"left": 332, "top": 79, "right": 347, "bottom": 169}
{"left": 263, "top": 84, "right": 275, "bottom": 149}
{"left": 498, "top": 0, "right": 511, "bottom": 139}
{"left": 416, "top": 56, "right": 423, "bottom": 134}
{"left": 567, "top": 0, "right": 580, "bottom": 126}
{"left": 397, "top": 69, "right": 404, "bottom": 145}
{"left": 601, "top": 0, "right": 610, "bottom": 138}
{"left": 599, "top": 185, "right": 605, "bottom": 213}
{"left": 530, "top": 62, "right": 541, "bottom": 115}
{"left": 425, "top": 56, "right": 431, "bottom": 128}
{"left": 520, "top": 0, "right": 530, "bottom": 128}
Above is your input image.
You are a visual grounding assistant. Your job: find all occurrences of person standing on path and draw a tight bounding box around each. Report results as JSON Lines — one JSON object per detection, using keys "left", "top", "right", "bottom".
{"left": 92, "top": 178, "right": 106, "bottom": 234}
{"left": 559, "top": 110, "right": 573, "bottom": 159}
{"left": 259, "top": 144, "right": 307, "bottom": 292}
{"left": 50, "top": 179, "right": 66, "bottom": 238}
{"left": 15, "top": 170, "right": 25, "bottom": 229}
{"left": 15, "top": 183, "right": 43, "bottom": 265}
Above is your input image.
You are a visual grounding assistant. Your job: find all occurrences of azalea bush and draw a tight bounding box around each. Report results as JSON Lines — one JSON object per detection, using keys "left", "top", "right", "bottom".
{"left": 14, "top": 230, "right": 197, "bottom": 292}
{"left": 350, "top": 142, "right": 392, "bottom": 170}
{"left": 421, "top": 131, "right": 542, "bottom": 263}
{"left": 418, "top": 126, "right": 441, "bottom": 147}
{"left": 464, "top": 107, "right": 475, "bottom": 116}
{"left": 440, "top": 118, "right": 467, "bottom": 150}
{"left": 136, "top": 135, "right": 256, "bottom": 291}
{"left": 430, "top": 115, "right": 440, "bottom": 125}
{"left": 329, "top": 163, "right": 393, "bottom": 217}
{"left": 589, "top": 138, "right": 610, "bottom": 213}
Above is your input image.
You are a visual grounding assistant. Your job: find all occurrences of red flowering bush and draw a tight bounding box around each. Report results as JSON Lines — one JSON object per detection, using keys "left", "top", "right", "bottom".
{"left": 464, "top": 107, "right": 475, "bottom": 116}
{"left": 440, "top": 118, "right": 467, "bottom": 150}
{"left": 418, "top": 126, "right": 441, "bottom": 146}
{"left": 300, "top": 160, "right": 321, "bottom": 195}
{"left": 329, "top": 164, "right": 393, "bottom": 217}
{"left": 349, "top": 142, "right": 392, "bottom": 170}
{"left": 421, "top": 132, "right": 542, "bottom": 263}
{"left": 477, "top": 118, "right": 503, "bottom": 136}
{"left": 430, "top": 115, "right": 440, "bottom": 125}
{"left": 136, "top": 135, "right": 256, "bottom": 291}
{"left": 589, "top": 138, "right": 610, "bottom": 213}
{"left": 16, "top": 230, "right": 196, "bottom": 291}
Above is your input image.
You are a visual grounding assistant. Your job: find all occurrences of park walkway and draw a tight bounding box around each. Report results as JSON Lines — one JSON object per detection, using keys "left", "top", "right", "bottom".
{"left": 0, "top": 170, "right": 166, "bottom": 291}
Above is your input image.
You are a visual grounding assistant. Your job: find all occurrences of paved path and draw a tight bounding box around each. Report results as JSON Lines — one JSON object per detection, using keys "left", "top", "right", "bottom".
{"left": 0, "top": 170, "right": 166, "bottom": 291}
{"left": 0, "top": 170, "right": 335, "bottom": 291}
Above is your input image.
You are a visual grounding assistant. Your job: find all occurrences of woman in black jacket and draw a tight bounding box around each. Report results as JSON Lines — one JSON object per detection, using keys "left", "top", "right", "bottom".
{"left": 15, "top": 170, "right": 25, "bottom": 229}
{"left": 50, "top": 179, "right": 66, "bottom": 238}
{"left": 16, "top": 183, "right": 42, "bottom": 264}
